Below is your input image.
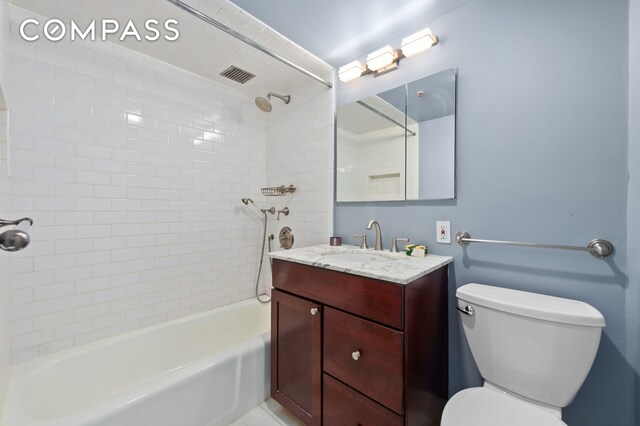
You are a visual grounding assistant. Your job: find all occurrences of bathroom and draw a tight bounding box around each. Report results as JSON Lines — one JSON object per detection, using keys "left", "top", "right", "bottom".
{"left": 0, "top": 0, "right": 637, "bottom": 425}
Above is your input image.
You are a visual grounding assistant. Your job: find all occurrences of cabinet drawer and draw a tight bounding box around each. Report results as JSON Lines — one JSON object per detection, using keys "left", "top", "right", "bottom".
{"left": 323, "top": 307, "right": 404, "bottom": 414}
{"left": 323, "top": 374, "right": 403, "bottom": 426}
{"left": 272, "top": 259, "right": 403, "bottom": 329}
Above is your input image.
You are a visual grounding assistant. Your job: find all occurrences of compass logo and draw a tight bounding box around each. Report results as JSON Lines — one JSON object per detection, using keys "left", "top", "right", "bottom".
{"left": 19, "top": 18, "right": 180, "bottom": 42}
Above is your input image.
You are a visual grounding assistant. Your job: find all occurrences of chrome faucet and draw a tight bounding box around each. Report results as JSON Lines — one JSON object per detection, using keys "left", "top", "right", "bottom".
{"left": 366, "top": 220, "right": 383, "bottom": 251}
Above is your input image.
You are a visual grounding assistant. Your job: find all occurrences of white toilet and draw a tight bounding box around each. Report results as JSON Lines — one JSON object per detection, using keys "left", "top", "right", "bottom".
{"left": 441, "top": 283, "right": 605, "bottom": 426}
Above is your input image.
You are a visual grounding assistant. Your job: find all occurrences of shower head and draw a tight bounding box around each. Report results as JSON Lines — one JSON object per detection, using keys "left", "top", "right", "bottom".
{"left": 0, "top": 230, "right": 30, "bottom": 252}
{"left": 267, "top": 92, "right": 290, "bottom": 104}
{"left": 241, "top": 198, "right": 275, "bottom": 216}
{"left": 255, "top": 92, "right": 291, "bottom": 112}
{"left": 254, "top": 97, "right": 272, "bottom": 113}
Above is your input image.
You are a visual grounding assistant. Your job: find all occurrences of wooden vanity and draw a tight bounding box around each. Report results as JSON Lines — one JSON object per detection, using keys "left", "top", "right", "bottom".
{"left": 269, "top": 247, "right": 450, "bottom": 426}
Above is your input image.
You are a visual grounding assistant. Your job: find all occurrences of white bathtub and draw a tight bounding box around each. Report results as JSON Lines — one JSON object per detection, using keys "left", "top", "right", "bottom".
{"left": 1, "top": 299, "right": 271, "bottom": 426}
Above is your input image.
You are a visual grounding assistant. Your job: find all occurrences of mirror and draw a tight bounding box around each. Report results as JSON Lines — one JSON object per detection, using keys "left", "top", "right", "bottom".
{"left": 336, "top": 68, "right": 457, "bottom": 202}
{"left": 336, "top": 85, "right": 407, "bottom": 202}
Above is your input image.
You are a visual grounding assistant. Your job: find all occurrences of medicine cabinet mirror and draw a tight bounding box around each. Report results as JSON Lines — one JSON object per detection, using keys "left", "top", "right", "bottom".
{"left": 336, "top": 68, "right": 457, "bottom": 202}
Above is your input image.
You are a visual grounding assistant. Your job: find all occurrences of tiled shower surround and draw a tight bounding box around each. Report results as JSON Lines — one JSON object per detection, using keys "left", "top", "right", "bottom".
{"left": 0, "top": 0, "right": 13, "bottom": 402}
{"left": 4, "top": 6, "right": 333, "bottom": 363}
{"left": 0, "top": 168, "right": 10, "bottom": 401}
{"left": 265, "top": 80, "right": 334, "bottom": 256}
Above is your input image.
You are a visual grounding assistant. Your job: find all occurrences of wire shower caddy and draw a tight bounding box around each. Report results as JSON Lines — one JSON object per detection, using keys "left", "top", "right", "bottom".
{"left": 261, "top": 185, "right": 297, "bottom": 196}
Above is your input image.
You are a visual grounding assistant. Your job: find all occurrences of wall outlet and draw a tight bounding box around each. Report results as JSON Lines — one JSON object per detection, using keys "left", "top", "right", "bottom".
{"left": 436, "top": 221, "right": 451, "bottom": 244}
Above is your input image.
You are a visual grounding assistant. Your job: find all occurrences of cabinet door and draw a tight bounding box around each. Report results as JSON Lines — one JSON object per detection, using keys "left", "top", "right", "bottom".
{"left": 271, "top": 289, "right": 322, "bottom": 425}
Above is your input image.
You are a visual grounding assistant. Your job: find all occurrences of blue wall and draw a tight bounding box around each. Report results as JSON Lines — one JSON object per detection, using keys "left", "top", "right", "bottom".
{"left": 334, "top": 0, "right": 634, "bottom": 424}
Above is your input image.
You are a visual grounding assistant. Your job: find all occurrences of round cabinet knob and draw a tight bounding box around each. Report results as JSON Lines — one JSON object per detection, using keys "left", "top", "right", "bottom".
{"left": 352, "top": 350, "right": 361, "bottom": 361}
{"left": 310, "top": 308, "right": 318, "bottom": 316}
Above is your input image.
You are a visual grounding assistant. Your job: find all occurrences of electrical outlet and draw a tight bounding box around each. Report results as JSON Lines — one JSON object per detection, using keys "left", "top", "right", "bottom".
{"left": 437, "top": 221, "right": 451, "bottom": 244}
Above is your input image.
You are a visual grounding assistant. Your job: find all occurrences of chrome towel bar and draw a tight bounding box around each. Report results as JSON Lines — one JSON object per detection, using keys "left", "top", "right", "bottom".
{"left": 455, "top": 231, "right": 614, "bottom": 259}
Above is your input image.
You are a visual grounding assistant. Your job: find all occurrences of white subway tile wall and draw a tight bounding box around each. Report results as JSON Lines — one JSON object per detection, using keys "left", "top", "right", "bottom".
{"left": 261, "top": 76, "right": 335, "bottom": 291}
{"left": 336, "top": 127, "right": 406, "bottom": 202}
{"left": 5, "top": 5, "right": 333, "bottom": 362}
{"left": 336, "top": 128, "right": 362, "bottom": 201}
{"left": 0, "top": 170, "right": 10, "bottom": 401}
{"left": 0, "top": 0, "right": 12, "bottom": 402}
{"left": 266, "top": 80, "right": 334, "bottom": 241}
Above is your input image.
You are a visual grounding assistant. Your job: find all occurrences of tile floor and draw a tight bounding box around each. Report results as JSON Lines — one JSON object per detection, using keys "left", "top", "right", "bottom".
{"left": 230, "top": 399, "right": 304, "bottom": 426}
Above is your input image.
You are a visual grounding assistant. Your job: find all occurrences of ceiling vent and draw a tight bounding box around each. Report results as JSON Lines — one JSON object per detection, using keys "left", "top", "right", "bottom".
{"left": 220, "top": 66, "right": 256, "bottom": 84}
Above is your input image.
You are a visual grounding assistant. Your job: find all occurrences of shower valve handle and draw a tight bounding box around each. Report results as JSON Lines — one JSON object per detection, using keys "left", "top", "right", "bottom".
{"left": 277, "top": 207, "right": 289, "bottom": 221}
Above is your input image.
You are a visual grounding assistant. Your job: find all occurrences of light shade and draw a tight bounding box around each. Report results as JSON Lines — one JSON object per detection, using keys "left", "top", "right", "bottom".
{"left": 338, "top": 60, "right": 363, "bottom": 82}
{"left": 401, "top": 28, "right": 437, "bottom": 57}
{"left": 366, "top": 46, "right": 395, "bottom": 71}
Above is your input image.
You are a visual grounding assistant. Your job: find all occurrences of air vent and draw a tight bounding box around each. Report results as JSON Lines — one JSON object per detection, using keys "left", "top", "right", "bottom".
{"left": 220, "top": 66, "right": 256, "bottom": 84}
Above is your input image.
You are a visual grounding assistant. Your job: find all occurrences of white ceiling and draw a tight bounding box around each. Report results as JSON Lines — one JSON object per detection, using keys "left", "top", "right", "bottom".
{"left": 228, "top": 0, "right": 474, "bottom": 68}
{"left": 8, "top": 0, "right": 333, "bottom": 96}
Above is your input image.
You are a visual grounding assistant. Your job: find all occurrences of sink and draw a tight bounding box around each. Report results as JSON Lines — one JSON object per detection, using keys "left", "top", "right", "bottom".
{"left": 320, "top": 252, "right": 397, "bottom": 264}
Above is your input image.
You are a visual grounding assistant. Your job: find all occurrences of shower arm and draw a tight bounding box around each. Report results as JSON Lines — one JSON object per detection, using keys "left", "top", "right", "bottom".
{"left": 267, "top": 92, "right": 290, "bottom": 104}
{"left": 0, "top": 218, "right": 33, "bottom": 228}
{"left": 165, "top": 0, "right": 332, "bottom": 89}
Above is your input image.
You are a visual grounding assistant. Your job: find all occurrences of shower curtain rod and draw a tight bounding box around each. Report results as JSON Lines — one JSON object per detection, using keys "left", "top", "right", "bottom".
{"left": 357, "top": 101, "right": 417, "bottom": 136}
{"left": 165, "top": 0, "right": 333, "bottom": 89}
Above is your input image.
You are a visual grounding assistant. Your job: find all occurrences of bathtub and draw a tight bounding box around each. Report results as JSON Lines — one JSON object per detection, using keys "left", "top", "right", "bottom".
{"left": 1, "top": 299, "right": 271, "bottom": 426}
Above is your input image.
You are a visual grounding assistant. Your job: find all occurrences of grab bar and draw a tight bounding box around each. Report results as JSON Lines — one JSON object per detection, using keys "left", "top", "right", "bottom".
{"left": 455, "top": 231, "right": 614, "bottom": 259}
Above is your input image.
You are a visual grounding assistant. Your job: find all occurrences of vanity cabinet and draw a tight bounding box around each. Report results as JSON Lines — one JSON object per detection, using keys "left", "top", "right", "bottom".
{"left": 270, "top": 258, "right": 448, "bottom": 426}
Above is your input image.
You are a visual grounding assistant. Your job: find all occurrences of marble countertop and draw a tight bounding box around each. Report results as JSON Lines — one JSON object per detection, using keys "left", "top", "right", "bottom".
{"left": 268, "top": 244, "right": 453, "bottom": 285}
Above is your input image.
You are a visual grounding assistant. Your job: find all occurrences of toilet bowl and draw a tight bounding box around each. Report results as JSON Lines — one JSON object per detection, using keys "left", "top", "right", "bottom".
{"left": 442, "top": 386, "right": 567, "bottom": 426}
{"left": 441, "top": 283, "right": 605, "bottom": 425}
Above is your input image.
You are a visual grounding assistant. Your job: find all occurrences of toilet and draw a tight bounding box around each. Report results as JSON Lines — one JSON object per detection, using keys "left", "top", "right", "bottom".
{"left": 441, "top": 283, "right": 605, "bottom": 426}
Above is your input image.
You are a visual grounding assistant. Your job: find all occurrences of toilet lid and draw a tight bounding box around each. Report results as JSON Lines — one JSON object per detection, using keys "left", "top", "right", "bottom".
{"left": 441, "top": 387, "right": 567, "bottom": 426}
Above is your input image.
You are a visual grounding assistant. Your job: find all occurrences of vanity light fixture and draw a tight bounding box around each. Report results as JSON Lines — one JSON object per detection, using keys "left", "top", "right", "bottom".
{"left": 401, "top": 28, "right": 438, "bottom": 57}
{"left": 366, "top": 46, "right": 395, "bottom": 72}
{"left": 338, "top": 60, "right": 364, "bottom": 83}
{"left": 338, "top": 27, "right": 439, "bottom": 83}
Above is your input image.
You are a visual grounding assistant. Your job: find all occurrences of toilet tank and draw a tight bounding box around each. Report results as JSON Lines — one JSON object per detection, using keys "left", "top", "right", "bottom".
{"left": 456, "top": 283, "right": 605, "bottom": 408}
